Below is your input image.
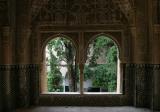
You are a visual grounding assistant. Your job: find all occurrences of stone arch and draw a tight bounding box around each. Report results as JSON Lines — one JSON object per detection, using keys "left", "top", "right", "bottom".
{"left": 40, "top": 34, "right": 78, "bottom": 93}
{"left": 41, "top": 34, "right": 78, "bottom": 62}
{"left": 84, "top": 33, "right": 122, "bottom": 93}
{"left": 84, "top": 33, "right": 121, "bottom": 62}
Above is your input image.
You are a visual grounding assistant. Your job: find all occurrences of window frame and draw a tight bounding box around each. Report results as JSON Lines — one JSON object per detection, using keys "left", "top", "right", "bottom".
{"left": 40, "top": 33, "right": 123, "bottom": 95}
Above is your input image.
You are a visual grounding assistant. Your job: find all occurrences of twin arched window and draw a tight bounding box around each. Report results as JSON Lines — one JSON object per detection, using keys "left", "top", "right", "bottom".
{"left": 41, "top": 35, "right": 121, "bottom": 94}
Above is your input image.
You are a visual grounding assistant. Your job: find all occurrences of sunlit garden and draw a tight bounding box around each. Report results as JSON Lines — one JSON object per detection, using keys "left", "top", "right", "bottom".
{"left": 45, "top": 36, "right": 118, "bottom": 93}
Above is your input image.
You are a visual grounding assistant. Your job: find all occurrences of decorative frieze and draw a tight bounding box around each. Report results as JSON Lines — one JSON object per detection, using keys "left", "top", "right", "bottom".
{"left": 0, "top": 68, "right": 3, "bottom": 112}
{"left": 15, "top": 64, "right": 39, "bottom": 107}
{"left": 152, "top": 64, "right": 160, "bottom": 110}
{"left": 125, "top": 64, "right": 160, "bottom": 110}
{"left": 0, "top": 64, "right": 40, "bottom": 108}
{"left": 0, "top": 64, "right": 159, "bottom": 109}
{"left": 38, "top": 63, "right": 133, "bottom": 106}
{"left": 36, "top": 0, "right": 127, "bottom": 25}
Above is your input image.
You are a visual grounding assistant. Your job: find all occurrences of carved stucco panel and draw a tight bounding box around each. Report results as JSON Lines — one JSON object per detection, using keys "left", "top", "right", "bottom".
{"left": 35, "top": 0, "right": 126, "bottom": 25}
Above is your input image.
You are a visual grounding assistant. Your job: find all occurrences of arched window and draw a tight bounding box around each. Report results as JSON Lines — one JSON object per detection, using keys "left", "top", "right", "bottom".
{"left": 41, "top": 37, "right": 79, "bottom": 93}
{"left": 83, "top": 35, "right": 121, "bottom": 94}
{"left": 41, "top": 35, "right": 122, "bottom": 94}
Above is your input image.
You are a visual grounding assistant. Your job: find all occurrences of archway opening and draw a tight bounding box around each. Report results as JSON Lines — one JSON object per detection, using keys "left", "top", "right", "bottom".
{"left": 83, "top": 35, "right": 121, "bottom": 93}
{"left": 41, "top": 37, "right": 79, "bottom": 93}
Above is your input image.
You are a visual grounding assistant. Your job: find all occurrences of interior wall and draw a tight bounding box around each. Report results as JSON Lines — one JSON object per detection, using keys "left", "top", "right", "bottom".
{"left": 152, "top": 25, "right": 160, "bottom": 110}
{"left": 0, "top": 0, "right": 160, "bottom": 111}
{"left": 152, "top": 0, "right": 160, "bottom": 110}
{"left": 36, "top": 27, "right": 133, "bottom": 106}
{"left": 32, "top": 0, "right": 134, "bottom": 106}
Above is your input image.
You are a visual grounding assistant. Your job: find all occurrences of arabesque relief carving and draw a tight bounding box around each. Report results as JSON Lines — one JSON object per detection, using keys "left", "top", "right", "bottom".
{"left": 36, "top": 0, "right": 127, "bottom": 25}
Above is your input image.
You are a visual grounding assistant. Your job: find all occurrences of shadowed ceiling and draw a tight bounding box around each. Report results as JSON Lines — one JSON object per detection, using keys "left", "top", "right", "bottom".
{"left": 30, "top": 0, "right": 135, "bottom": 24}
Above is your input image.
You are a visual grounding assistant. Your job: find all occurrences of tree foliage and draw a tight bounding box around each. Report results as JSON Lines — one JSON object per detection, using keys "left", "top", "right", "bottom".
{"left": 46, "top": 37, "right": 77, "bottom": 92}
{"left": 46, "top": 36, "right": 118, "bottom": 92}
{"left": 84, "top": 36, "right": 118, "bottom": 92}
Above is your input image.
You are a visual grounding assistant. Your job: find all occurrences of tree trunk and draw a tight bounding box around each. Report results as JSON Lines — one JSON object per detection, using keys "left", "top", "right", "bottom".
{"left": 65, "top": 43, "right": 76, "bottom": 92}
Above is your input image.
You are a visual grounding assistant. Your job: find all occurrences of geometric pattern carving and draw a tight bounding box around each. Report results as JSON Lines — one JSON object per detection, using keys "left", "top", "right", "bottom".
{"left": 0, "top": 67, "right": 3, "bottom": 112}
{"left": 36, "top": 0, "right": 127, "bottom": 25}
{"left": 112, "top": 0, "right": 135, "bottom": 24}
{"left": 125, "top": 64, "right": 160, "bottom": 109}
{"left": 16, "top": 64, "right": 39, "bottom": 107}
{"left": 39, "top": 95, "right": 125, "bottom": 106}
{"left": 32, "top": 0, "right": 134, "bottom": 24}
{"left": 125, "top": 64, "right": 135, "bottom": 103}
{"left": 152, "top": 64, "right": 160, "bottom": 110}
{"left": 0, "top": 65, "right": 16, "bottom": 111}
{"left": 38, "top": 63, "right": 133, "bottom": 106}
{"left": 0, "top": 64, "right": 39, "bottom": 109}
{"left": 135, "top": 64, "right": 147, "bottom": 107}
{"left": 112, "top": 0, "right": 134, "bottom": 16}
{"left": 31, "top": 0, "right": 49, "bottom": 20}
{"left": 1, "top": 64, "right": 159, "bottom": 110}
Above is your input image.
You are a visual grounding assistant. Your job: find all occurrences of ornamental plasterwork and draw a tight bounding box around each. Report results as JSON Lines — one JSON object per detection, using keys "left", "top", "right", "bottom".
{"left": 34, "top": 0, "right": 130, "bottom": 25}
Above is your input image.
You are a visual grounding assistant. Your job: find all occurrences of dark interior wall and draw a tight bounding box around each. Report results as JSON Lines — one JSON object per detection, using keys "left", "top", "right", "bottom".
{"left": 0, "top": 67, "right": 3, "bottom": 112}
{"left": 0, "top": 27, "right": 3, "bottom": 112}
{"left": 152, "top": 26, "right": 160, "bottom": 110}
{"left": 132, "top": 0, "right": 152, "bottom": 108}
{"left": 0, "top": 0, "right": 12, "bottom": 111}
{"left": 152, "top": 0, "right": 160, "bottom": 110}
{"left": 31, "top": 0, "right": 134, "bottom": 107}
{"left": 0, "top": 0, "right": 160, "bottom": 111}
{"left": 36, "top": 28, "right": 133, "bottom": 106}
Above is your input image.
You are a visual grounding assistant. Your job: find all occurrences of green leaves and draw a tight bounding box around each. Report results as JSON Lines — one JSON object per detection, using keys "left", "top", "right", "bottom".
{"left": 84, "top": 64, "right": 117, "bottom": 92}
{"left": 84, "top": 36, "right": 118, "bottom": 92}
{"left": 46, "top": 37, "right": 77, "bottom": 92}
{"left": 106, "top": 46, "right": 118, "bottom": 63}
{"left": 46, "top": 36, "right": 118, "bottom": 92}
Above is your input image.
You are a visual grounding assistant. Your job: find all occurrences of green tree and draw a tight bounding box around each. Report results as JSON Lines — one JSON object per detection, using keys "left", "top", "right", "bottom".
{"left": 47, "top": 39, "right": 63, "bottom": 92}
{"left": 84, "top": 36, "right": 118, "bottom": 92}
{"left": 46, "top": 37, "right": 77, "bottom": 92}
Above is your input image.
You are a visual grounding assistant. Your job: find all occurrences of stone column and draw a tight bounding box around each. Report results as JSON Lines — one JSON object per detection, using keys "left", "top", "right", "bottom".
{"left": 16, "top": 0, "right": 32, "bottom": 107}
{"left": 124, "top": 64, "right": 135, "bottom": 105}
{"left": 152, "top": 25, "right": 160, "bottom": 110}
{"left": 134, "top": 0, "right": 149, "bottom": 63}
{"left": 79, "top": 32, "right": 84, "bottom": 94}
{"left": 0, "top": 71, "right": 2, "bottom": 112}
{"left": 1, "top": 27, "right": 12, "bottom": 64}
{"left": 0, "top": 41, "right": 3, "bottom": 111}
{"left": 0, "top": 27, "right": 3, "bottom": 112}
{"left": 153, "top": 65, "right": 160, "bottom": 110}
{"left": 40, "top": 54, "right": 48, "bottom": 93}
{"left": 79, "top": 64, "right": 84, "bottom": 94}
{"left": 16, "top": 0, "right": 31, "bottom": 64}
{"left": 134, "top": 0, "right": 150, "bottom": 107}
{"left": 0, "top": 26, "right": 15, "bottom": 111}
{"left": 31, "top": 27, "right": 42, "bottom": 95}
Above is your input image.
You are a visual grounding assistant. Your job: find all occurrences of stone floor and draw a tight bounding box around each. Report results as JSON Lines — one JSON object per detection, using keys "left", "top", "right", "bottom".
{"left": 16, "top": 106, "right": 160, "bottom": 112}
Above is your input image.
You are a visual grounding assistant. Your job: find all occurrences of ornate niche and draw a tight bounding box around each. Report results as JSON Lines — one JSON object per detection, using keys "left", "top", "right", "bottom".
{"left": 34, "top": 0, "right": 128, "bottom": 25}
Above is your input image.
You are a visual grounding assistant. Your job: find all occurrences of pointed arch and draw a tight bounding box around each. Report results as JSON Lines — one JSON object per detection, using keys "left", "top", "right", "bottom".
{"left": 40, "top": 35, "right": 79, "bottom": 93}
{"left": 84, "top": 34, "right": 122, "bottom": 93}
